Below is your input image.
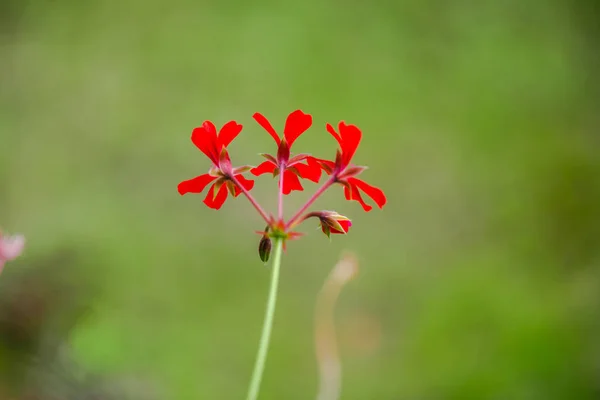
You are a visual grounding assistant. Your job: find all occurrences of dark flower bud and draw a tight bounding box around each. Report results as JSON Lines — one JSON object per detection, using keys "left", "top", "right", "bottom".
{"left": 258, "top": 235, "right": 272, "bottom": 263}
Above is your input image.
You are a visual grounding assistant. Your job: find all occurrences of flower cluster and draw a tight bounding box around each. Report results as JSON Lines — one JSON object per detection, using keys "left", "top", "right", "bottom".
{"left": 177, "top": 110, "right": 386, "bottom": 260}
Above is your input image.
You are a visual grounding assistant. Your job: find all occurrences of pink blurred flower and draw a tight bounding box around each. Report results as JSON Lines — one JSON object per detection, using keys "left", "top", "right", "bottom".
{"left": 0, "top": 231, "right": 25, "bottom": 273}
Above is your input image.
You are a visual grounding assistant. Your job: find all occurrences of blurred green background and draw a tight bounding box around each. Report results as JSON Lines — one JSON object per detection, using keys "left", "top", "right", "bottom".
{"left": 1, "top": 0, "right": 599, "bottom": 398}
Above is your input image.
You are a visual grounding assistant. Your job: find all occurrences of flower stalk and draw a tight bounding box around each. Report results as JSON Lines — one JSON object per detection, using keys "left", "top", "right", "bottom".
{"left": 246, "top": 237, "right": 284, "bottom": 400}
{"left": 286, "top": 176, "right": 336, "bottom": 230}
{"left": 229, "top": 174, "right": 272, "bottom": 225}
{"left": 278, "top": 162, "right": 285, "bottom": 221}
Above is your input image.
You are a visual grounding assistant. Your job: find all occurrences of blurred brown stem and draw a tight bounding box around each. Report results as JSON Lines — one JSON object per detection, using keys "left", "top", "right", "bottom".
{"left": 314, "top": 252, "right": 358, "bottom": 400}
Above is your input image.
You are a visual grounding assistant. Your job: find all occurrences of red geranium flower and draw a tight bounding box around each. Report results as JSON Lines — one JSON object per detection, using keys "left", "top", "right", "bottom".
{"left": 177, "top": 120, "right": 255, "bottom": 210}
{"left": 177, "top": 111, "right": 386, "bottom": 259}
{"left": 318, "top": 122, "right": 387, "bottom": 212}
{"left": 250, "top": 110, "right": 322, "bottom": 194}
{"left": 176, "top": 111, "right": 389, "bottom": 400}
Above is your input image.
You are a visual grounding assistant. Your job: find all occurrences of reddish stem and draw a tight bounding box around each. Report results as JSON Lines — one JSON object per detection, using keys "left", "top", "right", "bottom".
{"left": 278, "top": 164, "right": 285, "bottom": 221}
{"left": 285, "top": 176, "right": 336, "bottom": 230}
{"left": 230, "top": 174, "right": 271, "bottom": 224}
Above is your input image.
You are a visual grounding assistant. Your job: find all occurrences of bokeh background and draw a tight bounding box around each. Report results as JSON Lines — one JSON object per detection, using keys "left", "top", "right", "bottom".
{"left": 1, "top": 0, "right": 599, "bottom": 399}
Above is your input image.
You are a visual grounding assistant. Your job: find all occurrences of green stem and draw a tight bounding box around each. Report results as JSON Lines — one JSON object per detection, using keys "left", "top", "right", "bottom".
{"left": 246, "top": 238, "right": 284, "bottom": 400}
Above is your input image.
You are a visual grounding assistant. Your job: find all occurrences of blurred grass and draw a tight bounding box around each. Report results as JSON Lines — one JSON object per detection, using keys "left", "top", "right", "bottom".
{"left": 1, "top": 0, "right": 599, "bottom": 399}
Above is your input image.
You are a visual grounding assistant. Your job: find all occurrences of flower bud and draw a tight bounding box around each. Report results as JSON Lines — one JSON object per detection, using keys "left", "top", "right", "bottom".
{"left": 307, "top": 211, "right": 352, "bottom": 238}
{"left": 258, "top": 234, "right": 272, "bottom": 263}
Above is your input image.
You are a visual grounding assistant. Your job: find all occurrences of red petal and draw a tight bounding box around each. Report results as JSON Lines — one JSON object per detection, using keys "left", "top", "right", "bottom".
{"left": 344, "top": 183, "right": 373, "bottom": 212}
{"left": 326, "top": 123, "right": 342, "bottom": 146}
{"left": 218, "top": 120, "right": 243, "bottom": 148}
{"left": 282, "top": 169, "right": 304, "bottom": 194}
{"left": 349, "top": 178, "right": 386, "bottom": 209}
{"left": 203, "top": 182, "right": 229, "bottom": 209}
{"left": 250, "top": 160, "right": 277, "bottom": 176}
{"left": 338, "top": 122, "right": 362, "bottom": 167}
{"left": 293, "top": 161, "right": 321, "bottom": 183}
{"left": 253, "top": 113, "right": 281, "bottom": 145}
{"left": 177, "top": 174, "right": 217, "bottom": 195}
{"left": 233, "top": 174, "right": 255, "bottom": 196}
{"left": 328, "top": 221, "right": 351, "bottom": 235}
{"left": 308, "top": 156, "right": 326, "bottom": 173}
{"left": 335, "top": 219, "right": 352, "bottom": 233}
{"left": 191, "top": 121, "right": 220, "bottom": 165}
{"left": 283, "top": 110, "right": 312, "bottom": 147}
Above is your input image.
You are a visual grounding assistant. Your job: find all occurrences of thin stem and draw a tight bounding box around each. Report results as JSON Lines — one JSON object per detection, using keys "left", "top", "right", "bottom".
{"left": 285, "top": 176, "right": 336, "bottom": 230}
{"left": 246, "top": 238, "right": 284, "bottom": 400}
{"left": 315, "top": 252, "right": 358, "bottom": 400}
{"left": 277, "top": 166, "right": 285, "bottom": 221}
{"left": 230, "top": 174, "right": 271, "bottom": 224}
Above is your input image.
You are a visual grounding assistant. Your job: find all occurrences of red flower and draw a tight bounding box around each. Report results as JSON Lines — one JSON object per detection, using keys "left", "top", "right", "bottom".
{"left": 318, "top": 122, "right": 387, "bottom": 212}
{"left": 177, "top": 120, "right": 255, "bottom": 210}
{"left": 250, "top": 110, "right": 322, "bottom": 194}
{"left": 342, "top": 177, "right": 386, "bottom": 212}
